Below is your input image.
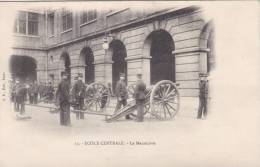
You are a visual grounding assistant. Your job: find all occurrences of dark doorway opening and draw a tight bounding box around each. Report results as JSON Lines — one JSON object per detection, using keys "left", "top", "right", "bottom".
{"left": 148, "top": 30, "right": 175, "bottom": 84}
{"left": 80, "top": 47, "right": 95, "bottom": 84}
{"left": 60, "top": 52, "right": 71, "bottom": 83}
{"left": 9, "top": 55, "right": 37, "bottom": 82}
{"left": 109, "top": 40, "right": 127, "bottom": 91}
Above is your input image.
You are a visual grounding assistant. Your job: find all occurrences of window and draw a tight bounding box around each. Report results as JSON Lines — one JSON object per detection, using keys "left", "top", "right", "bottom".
{"left": 48, "top": 13, "right": 54, "bottom": 36}
{"left": 14, "top": 11, "right": 26, "bottom": 34}
{"left": 28, "top": 12, "right": 38, "bottom": 35}
{"left": 14, "top": 11, "right": 39, "bottom": 36}
{"left": 62, "top": 10, "right": 72, "bottom": 31}
{"left": 81, "top": 9, "right": 97, "bottom": 24}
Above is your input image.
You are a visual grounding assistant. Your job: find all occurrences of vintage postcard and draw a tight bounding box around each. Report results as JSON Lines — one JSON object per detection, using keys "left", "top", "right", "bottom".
{"left": 0, "top": 1, "right": 259, "bottom": 167}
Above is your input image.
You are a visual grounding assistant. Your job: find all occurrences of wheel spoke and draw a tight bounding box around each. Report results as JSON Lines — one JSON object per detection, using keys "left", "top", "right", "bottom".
{"left": 165, "top": 102, "right": 176, "bottom": 112}
{"left": 164, "top": 103, "right": 173, "bottom": 118}
{"left": 166, "top": 89, "right": 176, "bottom": 98}
{"left": 162, "top": 104, "right": 167, "bottom": 119}
{"left": 164, "top": 84, "right": 171, "bottom": 97}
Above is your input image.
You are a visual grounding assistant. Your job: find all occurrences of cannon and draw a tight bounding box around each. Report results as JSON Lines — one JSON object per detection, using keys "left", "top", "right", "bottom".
{"left": 82, "top": 80, "right": 180, "bottom": 122}
{"left": 25, "top": 80, "right": 180, "bottom": 122}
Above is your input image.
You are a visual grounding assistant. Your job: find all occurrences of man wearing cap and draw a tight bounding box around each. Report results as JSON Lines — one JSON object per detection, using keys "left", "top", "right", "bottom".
{"left": 71, "top": 73, "right": 86, "bottom": 119}
{"left": 56, "top": 71, "right": 71, "bottom": 126}
{"left": 134, "top": 73, "right": 146, "bottom": 122}
{"left": 115, "top": 73, "right": 131, "bottom": 119}
{"left": 197, "top": 73, "right": 208, "bottom": 119}
{"left": 15, "top": 80, "right": 27, "bottom": 114}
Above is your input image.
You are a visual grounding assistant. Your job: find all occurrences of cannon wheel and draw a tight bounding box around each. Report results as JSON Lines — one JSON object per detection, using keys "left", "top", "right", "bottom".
{"left": 84, "top": 82, "right": 111, "bottom": 113}
{"left": 150, "top": 80, "right": 180, "bottom": 120}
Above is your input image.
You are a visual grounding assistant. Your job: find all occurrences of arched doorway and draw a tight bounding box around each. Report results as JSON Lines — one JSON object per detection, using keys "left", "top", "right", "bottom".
{"left": 60, "top": 52, "right": 71, "bottom": 83}
{"left": 144, "top": 30, "right": 175, "bottom": 84}
{"left": 9, "top": 55, "right": 37, "bottom": 82}
{"left": 80, "top": 47, "right": 95, "bottom": 84}
{"left": 200, "top": 21, "right": 215, "bottom": 74}
{"left": 109, "top": 40, "right": 127, "bottom": 91}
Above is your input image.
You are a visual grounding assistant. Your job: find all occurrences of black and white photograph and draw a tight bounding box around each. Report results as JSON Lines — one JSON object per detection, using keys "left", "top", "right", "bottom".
{"left": 0, "top": 1, "right": 259, "bottom": 167}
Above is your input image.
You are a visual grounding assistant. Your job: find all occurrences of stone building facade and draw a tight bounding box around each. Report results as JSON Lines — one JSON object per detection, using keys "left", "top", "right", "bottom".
{"left": 11, "top": 6, "right": 215, "bottom": 100}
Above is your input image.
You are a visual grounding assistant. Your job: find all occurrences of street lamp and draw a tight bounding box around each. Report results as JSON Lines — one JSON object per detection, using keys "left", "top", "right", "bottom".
{"left": 102, "top": 37, "right": 109, "bottom": 50}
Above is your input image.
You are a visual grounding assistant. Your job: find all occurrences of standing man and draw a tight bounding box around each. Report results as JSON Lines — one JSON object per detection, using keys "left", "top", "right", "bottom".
{"left": 71, "top": 73, "right": 86, "bottom": 119}
{"left": 27, "top": 83, "right": 34, "bottom": 104}
{"left": 32, "top": 81, "right": 39, "bottom": 104}
{"left": 134, "top": 73, "right": 146, "bottom": 122}
{"left": 197, "top": 73, "right": 208, "bottom": 119}
{"left": 15, "top": 80, "right": 27, "bottom": 115}
{"left": 55, "top": 72, "right": 71, "bottom": 126}
{"left": 12, "top": 79, "right": 19, "bottom": 111}
{"left": 46, "top": 81, "right": 55, "bottom": 103}
{"left": 114, "top": 73, "right": 130, "bottom": 119}
{"left": 38, "top": 82, "right": 44, "bottom": 99}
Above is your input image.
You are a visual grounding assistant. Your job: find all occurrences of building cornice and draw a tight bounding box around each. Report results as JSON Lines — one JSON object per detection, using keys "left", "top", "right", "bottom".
{"left": 46, "top": 6, "right": 201, "bottom": 50}
{"left": 12, "top": 6, "right": 202, "bottom": 52}
{"left": 12, "top": 46, "right": 47, "bottom": 51}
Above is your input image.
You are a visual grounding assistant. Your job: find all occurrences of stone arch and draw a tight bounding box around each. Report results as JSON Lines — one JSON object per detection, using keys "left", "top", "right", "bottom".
{"left": 9, "top": 55, "right": 37, "bottom": 82}
{"left": 60, "top": 51, "right": 71, "bottom": 82}
{"left": 200, "top": 20, "right": 215, "bottom": 73}
{"left": 107, "top": 39, "right": 127, "bottom": 90}
{"left": 79, "top": 46, "right": 95, "bottom": 84}
{"left": 143, "top": 29, "right": 175, "bottom": 84}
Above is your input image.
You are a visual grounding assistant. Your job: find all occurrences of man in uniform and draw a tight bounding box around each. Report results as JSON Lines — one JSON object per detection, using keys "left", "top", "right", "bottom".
{"left": 15, "top": 80, "right": 27, "bottom": 114}
{"left": 27, "top": 82, "right": 34, "bottom": 104}
{"left": 71, "top": 73, "right": 86, "bottom": 119}
{"left": 32, "top": 81, "right": 39, "bottom": 104}
{"left": 12, "top": 79, "right": 19, "bottom": 111}
{"left": 38, "top": 82, "right": 44, "bottom": 99}
{"left": 114, "top": 73, "right": 130, "bottom": 119}
{"left": 134, "top": 72, "right": 146, "bottom": 122}
{"left": 55, "top": 72, "right": 71, "bottom": 126}
{"left": 197, "top": 73, "right": 208, "bottom": 119}
{"left": 45, "top": 81, "right": 55, "bottom": 103}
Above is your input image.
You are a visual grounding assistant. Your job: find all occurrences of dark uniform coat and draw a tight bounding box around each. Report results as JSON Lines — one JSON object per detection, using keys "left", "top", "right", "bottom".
{"left": 115, "top": 80, "right": 128, "bottom": 100}
{"left": 71, "top": 80, "right": 86, "bottom": 119}
{"left": 134, "top": 79, "right": 146, "bottom": 122}
{"left": 56, "top": 79, "right": 71, "bottom": 125}
{"left": 71, "top": 80, "right": 86, "bottom": 99}
{"left": 134, "top": 79, "right": 146, "bottom": 100}
{"left": 114, "top": 80, "right": 129, "bottom": 118}
{"left": 46, "top": 85, "right": 55, "bottom": 102}
{"left": 15, "top": 83, "right": 27, "bottom": 113}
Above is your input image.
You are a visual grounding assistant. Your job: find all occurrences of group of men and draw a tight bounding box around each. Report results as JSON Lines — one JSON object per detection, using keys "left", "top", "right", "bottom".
{"left": 10, "top": 79, "right": 55, "bottom": 114}
{"left": 10, "top": 70, "right": 208, "bottom": 125}
{"left": 54, "top": 71, "right": 147, "bottom": 126}
{"left": 55, "top": 72, "right": 86, "bottom": 126}
{"left": 114, "top": 72, "right": 146, "bottom": 122}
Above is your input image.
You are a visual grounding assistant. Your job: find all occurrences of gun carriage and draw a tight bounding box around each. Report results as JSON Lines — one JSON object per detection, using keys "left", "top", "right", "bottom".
{"left": 26, "top": 80, "right": 180, "bottom": 122}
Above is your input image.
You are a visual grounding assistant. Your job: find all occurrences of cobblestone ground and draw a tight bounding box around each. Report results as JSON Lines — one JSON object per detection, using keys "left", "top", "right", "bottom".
{"left": 0, "top": 101, "right": 259, "bottom": 167}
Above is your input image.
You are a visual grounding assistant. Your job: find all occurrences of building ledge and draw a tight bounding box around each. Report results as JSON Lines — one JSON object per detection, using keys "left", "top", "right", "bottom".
{"left": 173, "top": 47, "right": 210, "bottom": 55}
{"left": 80, "top": 19, "right": 97, "bottom": 27}
{"left": 125, "top": 56, "right": 152, "bottom": 61}
{"left": 61, "top": 28, "right": 72, "bottom": 34}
